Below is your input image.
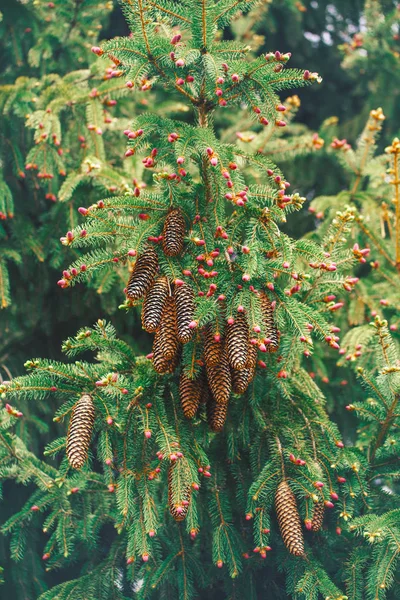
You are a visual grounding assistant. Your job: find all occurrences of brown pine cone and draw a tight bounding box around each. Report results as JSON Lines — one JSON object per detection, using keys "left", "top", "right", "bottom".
{"left": 275, "top": 480, "right": 305, "bottom": 557}
{"left": 67, "top": 394, "right": 95, "bottom": 469}
{"left": 174, "top": 282, "right": 195, "bottom": 343}
{"left": 226, "top": 312, "right": 249, "bottom": 370}
{"left": 152, "top": 327, "right": 180, "bottom": 374}
{"left": 203, "top": 322, "right": 223, "bottom": 368}
{"left": 168, "top": 460, "right": 192, "bottom": 522}
{"left": 158, "top": 296, "right": 180, "bottom": 360}
{"left": 179, "top": 371, "right": 202, "bottom": 419}
{"left": 142, "top": 276, "right": 170, "bottom": 332}
{"left": 311, "top": 501, "right": 325, "bottom": 532}
{"left": 206, "top": 346, "right": 231, "bottom": 405}
{"left": 126, "top": 246, "right": 159, "bottom": 300}
{"left": 206, "top": 395, "right": 228, "bottom": 432}
{"left": 232, "top": 343, "right": 258, "bottom": 394}
{"left": 162, "top": 208, "right": 186, "bottom": 257}
{"left": 260, "top": 292, "right": 279, "bottom": 352}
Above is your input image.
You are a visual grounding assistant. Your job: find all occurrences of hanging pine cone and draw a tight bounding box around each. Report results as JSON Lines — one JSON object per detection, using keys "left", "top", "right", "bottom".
{"left": 179, "top": 371, "right": 202, "bottom": 419}
{"left": 142, "top": 276, "right": 170, "bottom": 332}
{"left": 168, "top": 460, "right": 192, "bottom": 522}
{"left": 158, "top": 296, "right": 181, "bottom": 360}
{"left": 260, "top": 292, "right": 279, "bottom": 352}
{"left": 206, "top": 346, "right": 231, "bottom": 405}
{"left": 275, "top": 480, "right": 305, "bottom": 557}
{"left": 232, "top": 344, "right": 258, "bottom": 394}
{"left": 162, "top": 208, "right": 186, "bottom": 257}
{"left": 226, "top": 312, "right": 249, "bottom": 370}
{"left": 126, "top": 246, "right": 159, "bottom": 300}
{"left": 206, "top": 395, "right": 228, "bottom": 432}
{"left": 203, "top": 323, "right": 223, "bottom": 368}
{"left": 174, "top": 282, "right": 195, "bottom": 343}
{"left": 152, "top": 327, "right": 180, "bottom": 374}
{"left": 311, "top": 501, "right": 325, "bottom": 532}
{"left": 66, "top": 394, "right": 95, "bottom": 469}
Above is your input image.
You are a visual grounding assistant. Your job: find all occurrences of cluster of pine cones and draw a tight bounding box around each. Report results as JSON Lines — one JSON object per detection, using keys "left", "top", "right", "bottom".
{"left": 126, "top": 208, "right": 279, "bottom": 432}
{"left": 64, "top": 209, "right": 322, "bottom": 552}
{"left": 65, "top": 396, "right": 323, "bottom": 548}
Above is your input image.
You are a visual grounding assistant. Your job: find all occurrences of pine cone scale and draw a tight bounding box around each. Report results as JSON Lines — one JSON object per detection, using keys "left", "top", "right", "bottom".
{"left": 226, "top": 313, "right": 249, "bottom": 370}
{"left": 142, "top": 276, "right": 169, "bottom": 332}
{"left": 174, "top": 283, "right": 195, "bottom": 343}
{"left": 311, "top": 501, "right": 325, "bottom": 532}
{"left": 162, "top": 208, "right": 186, "bottom": 257}
{"left": 179, "top": 371, "right": 202, "bottom": 419}
{"left": 126, "top": 247, "right": 159, "bottom": 300}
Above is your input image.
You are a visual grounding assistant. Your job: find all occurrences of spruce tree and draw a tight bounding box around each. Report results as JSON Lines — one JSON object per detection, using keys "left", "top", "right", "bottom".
{"left": 0, "top": 2, "right": 399, "bottom": 600}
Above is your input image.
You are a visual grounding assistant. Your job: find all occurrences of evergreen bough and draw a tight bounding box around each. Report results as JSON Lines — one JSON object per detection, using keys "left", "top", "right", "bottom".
{"left": 0, "top": 2, "right": 399, "bottom": 600}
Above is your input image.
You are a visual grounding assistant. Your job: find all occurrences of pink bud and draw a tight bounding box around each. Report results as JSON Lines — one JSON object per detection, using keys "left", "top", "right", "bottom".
{"left": 324, "top": 501, "right": 334, "bottom": 509}
{"left": 329, "top": 302, "right": 344, "bottom": 312}
{"left": 106, "top": 416, "right": 113, "bottom": 425}
{"left": 171, "top": 34, "right": 182, "bottom": 44}
{"left": 330, "top": 492, "right": 339, "bottom": 501}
